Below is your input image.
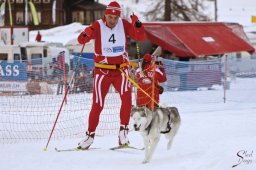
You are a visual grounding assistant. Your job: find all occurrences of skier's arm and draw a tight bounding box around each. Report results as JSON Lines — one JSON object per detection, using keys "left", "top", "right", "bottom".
{"left": 123, "top": 14, "right": 147, "bottom": 42}
{"left": 77, "top": 21, "right": 97, "bottom": 44}
{"left": 156, "top": 67, "right": 167, "bottom": 83}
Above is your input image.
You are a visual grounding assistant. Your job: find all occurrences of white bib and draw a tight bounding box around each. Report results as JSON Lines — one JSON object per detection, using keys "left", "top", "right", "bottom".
{"left": 98, "top": 18, "right": 126, "bottom": 56}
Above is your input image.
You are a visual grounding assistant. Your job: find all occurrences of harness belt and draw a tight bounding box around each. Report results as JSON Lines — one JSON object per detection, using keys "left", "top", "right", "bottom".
{"left": 95, "top": 62, "right": 138, "bottom": 70}
{"left": 161, "top": 114, "right": 172, "bottom": 134}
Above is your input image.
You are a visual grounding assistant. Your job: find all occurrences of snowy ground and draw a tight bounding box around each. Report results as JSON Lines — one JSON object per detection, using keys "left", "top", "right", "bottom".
{"left": 1, "top": 78, "right": 256, "bottom": 170}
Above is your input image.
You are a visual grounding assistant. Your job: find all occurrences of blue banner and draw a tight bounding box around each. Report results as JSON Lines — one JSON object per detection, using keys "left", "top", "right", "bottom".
{"left": 0, "top": 62, "right": 28, "bottom": 81}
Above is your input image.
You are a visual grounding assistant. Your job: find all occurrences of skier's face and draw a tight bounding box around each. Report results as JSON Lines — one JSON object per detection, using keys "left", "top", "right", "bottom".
{"left": 105, "top": 14, "right": 119, "bottom": 28}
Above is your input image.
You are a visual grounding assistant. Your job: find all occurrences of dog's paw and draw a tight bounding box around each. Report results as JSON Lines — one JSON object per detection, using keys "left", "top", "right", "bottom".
{"left": 142, "top": 159, "right": 149, "bottom": 164}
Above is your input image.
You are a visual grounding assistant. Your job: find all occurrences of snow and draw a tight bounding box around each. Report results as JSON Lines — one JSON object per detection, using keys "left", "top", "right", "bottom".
{"left": 29, "top": 22, "right": 86, "bottom": 45}
{"left": 1, "top": 78, "right": 256, "bottom": 170}
{"left": 3, "top": 1, "right": 256, "bottom": 169}
{"left": 217, "top": 0, "right": 256, "bottom": 26}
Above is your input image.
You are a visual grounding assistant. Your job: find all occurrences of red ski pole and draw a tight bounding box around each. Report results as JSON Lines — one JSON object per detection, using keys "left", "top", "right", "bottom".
{"left": 44, "top": 43, "right": 86, "bottom": 151}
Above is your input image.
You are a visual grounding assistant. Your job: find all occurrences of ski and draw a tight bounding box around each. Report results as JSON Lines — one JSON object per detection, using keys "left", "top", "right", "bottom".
{"left": 110, "top": 144, "right": 144, "bottom": 150}
{"left": 55, "top": 147, "right": 99, "bottom": 152}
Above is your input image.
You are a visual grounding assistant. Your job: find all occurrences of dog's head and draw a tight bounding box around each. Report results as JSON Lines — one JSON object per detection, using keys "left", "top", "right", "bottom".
{"left": 131, "top": 105, "right": 153, "bottom": 132}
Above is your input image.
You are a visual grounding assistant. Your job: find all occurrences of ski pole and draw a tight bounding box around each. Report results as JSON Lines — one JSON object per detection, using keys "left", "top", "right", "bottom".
{"left": 44, "top": 42, "right": 86, "bottom": 151}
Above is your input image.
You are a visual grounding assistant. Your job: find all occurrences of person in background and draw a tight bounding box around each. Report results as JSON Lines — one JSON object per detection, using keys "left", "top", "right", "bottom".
{"left": 35, "top": 31, "right": 41, "bottom": 42}
{"left": 56, "top": 51, "right": 65, "bottom": 95}
{"left": 135, "top": 54, "right": 167, "bottom": 110}
{"left": 77, "top": 1, "right": 146, "bottom": 149}
{"left": 25, "top": 60, "right": 33, "bottom": 80}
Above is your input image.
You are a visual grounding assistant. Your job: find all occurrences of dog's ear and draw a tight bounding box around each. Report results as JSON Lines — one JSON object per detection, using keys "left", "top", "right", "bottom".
{"left": 144, "top": 106, "right": 153, "bottom": 117}
{"left": 144, "top": 106, "right": 149, "bottom": 116}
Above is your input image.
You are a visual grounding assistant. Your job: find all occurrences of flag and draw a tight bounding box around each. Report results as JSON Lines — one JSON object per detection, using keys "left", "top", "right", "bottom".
{"left": 0, "top": 2, "right": 5, "bottom": 15}
{"left": 29, "top": 1, "right": 39, "bottom": 25}
{"left": 0, "top": 2, "right": 5, "bottom": 26}
{"left": 52, "top": 0, "right": 56, "bottom": 24}
{"left": 25, "top": 0, "right": 28, "bottom": 25}
{"left": 252, "top": 16, "right": 256, "bottom": 23}
{"left": 8, "top": 0, "right": 13, "bottom": 26}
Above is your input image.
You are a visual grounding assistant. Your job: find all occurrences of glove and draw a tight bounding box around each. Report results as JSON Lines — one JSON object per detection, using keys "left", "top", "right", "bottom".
{"left": 158, "top": 85, "right": 164, "bottom": 94}
{"left": 83, "top": 27, "right": 93, "bottom": 37}
{"left": 130, "top": 13, "right": 141, "bottom": 28}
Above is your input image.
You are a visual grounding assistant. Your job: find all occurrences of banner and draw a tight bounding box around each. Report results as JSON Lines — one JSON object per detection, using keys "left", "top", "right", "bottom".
{"left": 0, "top": 81, "right": 27, "bottom": 92}
{"left": 251, "top": 16, "right": 256, "bottom": 23}
{"left": 0, "top": 62, "right": 28, "bottom": 81}
{"left": 29, "top": 1, "right": 39, "bottom": 25}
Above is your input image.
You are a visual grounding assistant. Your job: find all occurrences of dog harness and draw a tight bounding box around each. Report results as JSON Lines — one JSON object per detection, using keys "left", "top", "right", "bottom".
{"left": 160, "top": 114, "right": 172, "bottom": 134}
{"left": 145, "top": 111, "right": 172, "bottom": 135}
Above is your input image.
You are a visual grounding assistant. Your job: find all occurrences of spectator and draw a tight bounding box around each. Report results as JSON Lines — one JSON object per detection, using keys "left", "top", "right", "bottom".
{"left": 35, "top": 31, "right": 41, "bottom": 42}
{"left": 135, "top": 54, "right": 167, "bottom": 110}
{"left": 56, "top": 51, "right": 65, "bottom": 95}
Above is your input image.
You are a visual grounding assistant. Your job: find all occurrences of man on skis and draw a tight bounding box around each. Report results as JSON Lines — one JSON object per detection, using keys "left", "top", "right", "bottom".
{"left": 77, "top": 1, "right": 147, "bottom": 149}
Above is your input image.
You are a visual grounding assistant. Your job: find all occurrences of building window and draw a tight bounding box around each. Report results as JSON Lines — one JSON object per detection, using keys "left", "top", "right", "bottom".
{"left": 0, "top": 54, "right": 8, "bottom": 61}
{"left": 43, "top": 0, "right": 50, "bottom": 3}
{"left": 27, "top": 12, "right": 41, "bottom": 24}
{"left": 236, "top": 52, "right": 242, "bottom": 62}
{"left": 94, "top": 10, "right": 103, "bottom": 20}
{"left": 37, "top": 12, "right": 41, "bottom": 23}
{"left": 33, "top": 0, "right": 41, "bottom": 3}
{"left": 14, "top": 54, "right": 21, "bottom": 61}
{"left": 28, "top": 13, "right": 33, "bottom": 24}
{"left": 31, "top": 54, "right": 43, "bottom": 65}
{"left": 16, "top": 12, "right": 24, "bottom": 24}
{"left": 72, "top": 11, "right": 84, "bottom": 23}
{"left": 41, "top": 10, "right": 51, "bottom": 25}
{"left": 85, "top": 11, "right": 91, "bottom": 24}
{"left": 16, "top": 0, "right": 24, "bottom": 3}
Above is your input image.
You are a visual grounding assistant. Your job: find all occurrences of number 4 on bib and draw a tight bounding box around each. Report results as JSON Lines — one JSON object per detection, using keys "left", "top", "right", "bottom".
{"left": 109, "top": 34, "right": 116, "bottom": 44}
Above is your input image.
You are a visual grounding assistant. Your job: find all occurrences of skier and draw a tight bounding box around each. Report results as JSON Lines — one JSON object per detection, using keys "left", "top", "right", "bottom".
{"left": 135, "top": 53, "right": 167, "bottom": 110}
{"left": 77, "top": 1, "right": 147, "bottom": 149}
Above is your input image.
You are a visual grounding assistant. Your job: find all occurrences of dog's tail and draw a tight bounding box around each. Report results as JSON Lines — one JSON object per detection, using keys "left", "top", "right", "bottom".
{"left": 169, "top": 107, "right": 181, "bottom": 124}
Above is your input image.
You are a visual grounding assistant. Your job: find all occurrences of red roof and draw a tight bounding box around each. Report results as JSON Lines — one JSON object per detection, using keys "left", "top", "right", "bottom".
{"left": 144, "top": 22, "right": 255, "bottom": 57}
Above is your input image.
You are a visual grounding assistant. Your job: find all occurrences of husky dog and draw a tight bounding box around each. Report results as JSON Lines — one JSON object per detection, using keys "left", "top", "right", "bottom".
{"left": 131, "top": 106, "right": 181, "bottom": 163}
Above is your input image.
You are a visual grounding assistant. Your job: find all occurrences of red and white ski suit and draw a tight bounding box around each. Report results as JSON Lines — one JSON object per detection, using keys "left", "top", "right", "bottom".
{"left": 77, "top": 17, "right": 146, "bottom": 132}
{"left": 136, "top": 63, "right": 167, "bottom": 110}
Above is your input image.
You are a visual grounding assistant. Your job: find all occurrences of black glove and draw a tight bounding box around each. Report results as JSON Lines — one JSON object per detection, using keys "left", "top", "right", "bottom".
{"left": 130, "top": 13, "right": 142, "bottom": 28}
{"left": 158, "top": 85, "right": 164, "bottom": 94}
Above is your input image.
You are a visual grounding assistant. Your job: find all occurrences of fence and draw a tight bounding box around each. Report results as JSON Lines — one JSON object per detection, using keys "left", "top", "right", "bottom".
{"left": 0, "top": 56, "right": 255, "bottom": 144}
